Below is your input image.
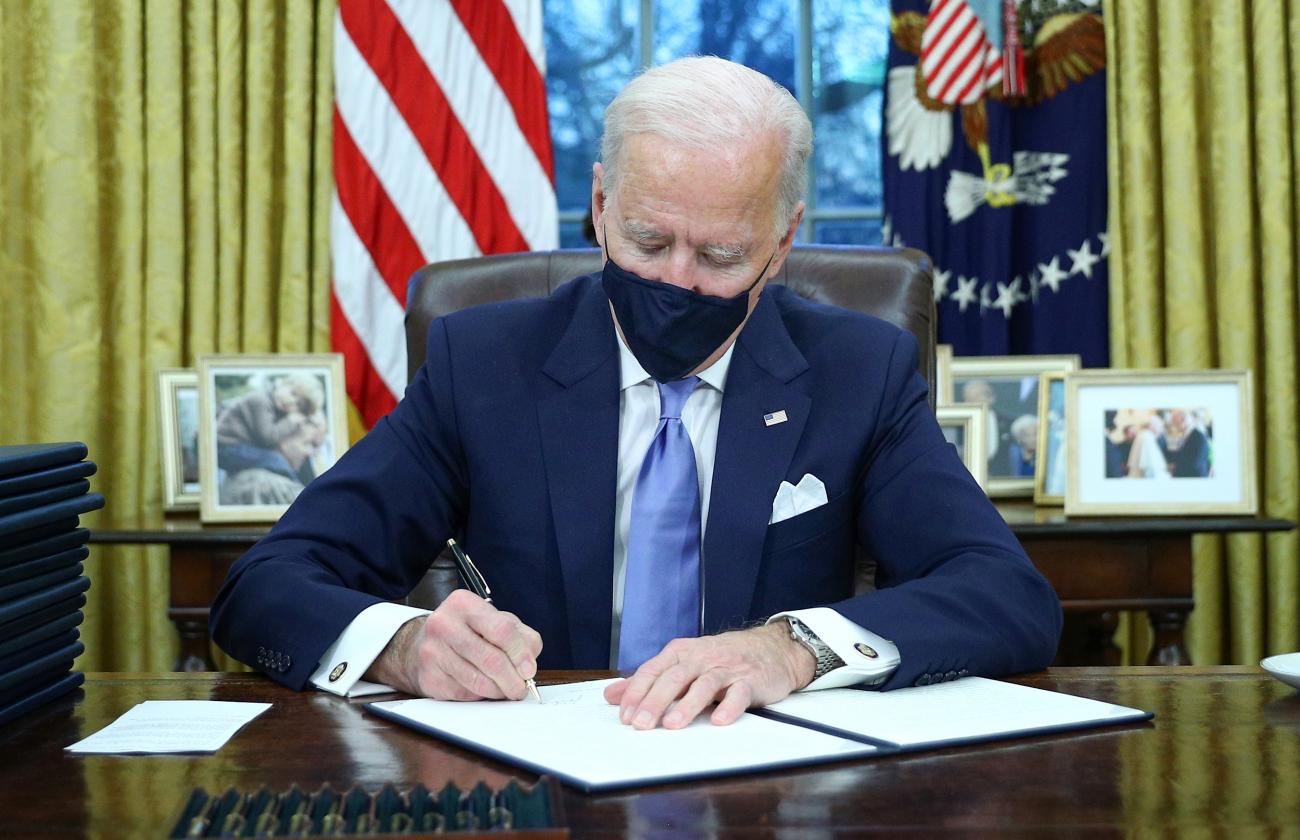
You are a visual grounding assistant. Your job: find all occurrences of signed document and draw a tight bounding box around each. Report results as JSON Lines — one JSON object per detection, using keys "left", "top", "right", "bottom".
{"left": 367, "top": 677, "right": 1150, "bottom": 792}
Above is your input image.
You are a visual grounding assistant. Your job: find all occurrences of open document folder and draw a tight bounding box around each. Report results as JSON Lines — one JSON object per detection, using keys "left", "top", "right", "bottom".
{"left": 367, "top": 677, "right": 1152, "bottom": 792}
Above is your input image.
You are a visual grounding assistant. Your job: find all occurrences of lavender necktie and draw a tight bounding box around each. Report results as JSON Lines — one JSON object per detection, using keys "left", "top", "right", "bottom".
{"left": 618, "top": 377, "right": 702, "bottom": 670}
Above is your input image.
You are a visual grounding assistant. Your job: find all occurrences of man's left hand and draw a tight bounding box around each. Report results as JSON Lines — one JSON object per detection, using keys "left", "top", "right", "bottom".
{"left": 602, "top": 622, "right": 816, "bottom": 729}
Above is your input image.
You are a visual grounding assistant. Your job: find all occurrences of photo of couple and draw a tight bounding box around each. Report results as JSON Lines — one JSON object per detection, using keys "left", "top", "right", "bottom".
{"left": 213, "top": 372, "right": 333, "bottom": 506}
{"left": 1103, "top": 407, "right": 1213, "bottom": 480}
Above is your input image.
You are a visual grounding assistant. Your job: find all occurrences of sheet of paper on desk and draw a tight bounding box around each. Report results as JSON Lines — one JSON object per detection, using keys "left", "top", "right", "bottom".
{"left": 65, "top": 700, "right": 271, "bottom": 754}
{"left": 368, "top": 678, "right": 877, "bottom": 791}
{"left": 763, "top": 677, "right": 1150, "bottom": 747}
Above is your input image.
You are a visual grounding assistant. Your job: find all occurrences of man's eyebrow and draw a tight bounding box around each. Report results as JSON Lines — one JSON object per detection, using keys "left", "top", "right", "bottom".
{"left": 701, "top": 242, "right": 746, "bottom": 263}
{"left": 622, "top": 219, "right": 668, "bottom": 242}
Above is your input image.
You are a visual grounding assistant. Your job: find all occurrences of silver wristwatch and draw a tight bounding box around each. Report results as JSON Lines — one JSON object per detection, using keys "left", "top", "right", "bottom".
{"left": 783, "top": 616, "right": 845, "bottom": 680}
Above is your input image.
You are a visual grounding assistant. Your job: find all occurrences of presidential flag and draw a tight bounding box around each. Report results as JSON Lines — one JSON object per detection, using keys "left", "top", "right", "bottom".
{"left": 882, "top": 0, "right": 1109, "bottom": 367}
{"left": 331, "top": 0, "right": 558, "bottom": 428}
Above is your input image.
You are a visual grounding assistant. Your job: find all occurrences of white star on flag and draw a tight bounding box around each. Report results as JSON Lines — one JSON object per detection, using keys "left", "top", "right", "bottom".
{"left": 993, "top": 277, "right": 1023, "bottom": 318}
{"left": 1037, "top": 256, "right": 1068, "bottom": 292}
{"left": 1029, "top": 270, "right": 1041, "bottom": 304}
{"left": 978, "top": 282, "right": 993, "bottom": 314}
{"left": 933, "top": 268, "right": 952, "bottom": 302}
{"left": 951, "top": 275, "right": 979, "bottom": 312}
{"left": 1097, "top": 230, "right": 1110, "bottom": 257}
{"left": 1068, "top": 240, "right": 1101, "bottom": 278}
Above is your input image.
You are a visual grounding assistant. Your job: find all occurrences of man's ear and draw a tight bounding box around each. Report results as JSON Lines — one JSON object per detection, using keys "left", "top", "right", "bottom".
{"left": 591, "top": 162, "right": 607, "bottom": 249}
{"left": 768, "top": 200, "right": 805, "bottom": 278}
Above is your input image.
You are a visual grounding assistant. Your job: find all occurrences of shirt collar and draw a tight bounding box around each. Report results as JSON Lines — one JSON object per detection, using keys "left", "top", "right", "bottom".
{"left": 616, "top": 330, "right": 735, "bottom": 393}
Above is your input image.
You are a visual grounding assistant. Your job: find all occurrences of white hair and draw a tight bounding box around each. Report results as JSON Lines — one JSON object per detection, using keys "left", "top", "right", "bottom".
{"left": 600, "top": 56, "right": 813, "bottom": 240}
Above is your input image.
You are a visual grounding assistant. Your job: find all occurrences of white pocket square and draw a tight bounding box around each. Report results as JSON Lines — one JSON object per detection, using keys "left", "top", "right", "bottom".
{"left": 769, "top": 473, "right": 828, "bottom": 524}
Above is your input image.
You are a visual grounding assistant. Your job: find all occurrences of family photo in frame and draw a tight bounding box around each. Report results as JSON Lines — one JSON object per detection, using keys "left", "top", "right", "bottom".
{"left": 196, "top": 354, "right": 349, "bottom": 523}
{"left": 1064, "top": 370, "right": 1256, "bottom": 515}
{"left": 155, "top": 368, "right": 201, "bottom": 512}
{"left": 948, "top": 355, "right": 1080, "bottom": 497}
{"left": 936, "top": 403, "right": 988, "bottom": 491}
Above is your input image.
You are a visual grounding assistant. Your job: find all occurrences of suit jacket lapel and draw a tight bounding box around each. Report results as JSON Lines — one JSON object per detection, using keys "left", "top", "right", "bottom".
{"left": 703, "top": 292, "right": 810, "bottom": 633}
{"left": 536, "top": 281, "right": 620, "bottom": 668}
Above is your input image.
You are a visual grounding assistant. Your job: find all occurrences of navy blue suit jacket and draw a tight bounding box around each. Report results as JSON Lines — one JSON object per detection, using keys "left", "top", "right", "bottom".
{"left": 210, "top": 275, "right": 1061, "bottom": 690}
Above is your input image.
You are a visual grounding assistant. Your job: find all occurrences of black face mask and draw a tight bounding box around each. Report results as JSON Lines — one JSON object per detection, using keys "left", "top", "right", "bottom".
{"left": 601, "top": 233, "right": 774, "bottom": 382}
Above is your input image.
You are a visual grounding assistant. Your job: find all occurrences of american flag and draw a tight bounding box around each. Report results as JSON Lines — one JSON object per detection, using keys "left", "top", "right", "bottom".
{"left": 331, "top": 0, "right": 558, "bottom": 428}
{"left": 920, "top": 0, "right": 1003, "bottom": 105}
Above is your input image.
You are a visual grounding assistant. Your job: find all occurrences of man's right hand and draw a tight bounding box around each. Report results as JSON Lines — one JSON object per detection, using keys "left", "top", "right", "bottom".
{"left": 364, "top": 590, "right": 542, "bottom": 700}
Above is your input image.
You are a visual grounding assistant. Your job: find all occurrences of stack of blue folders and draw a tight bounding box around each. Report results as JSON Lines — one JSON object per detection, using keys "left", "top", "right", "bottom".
{"left": 0, "top": 442, "right": 104, "bottom": 726}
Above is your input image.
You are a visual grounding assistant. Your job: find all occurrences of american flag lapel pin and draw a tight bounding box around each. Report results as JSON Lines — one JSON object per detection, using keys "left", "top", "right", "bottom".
{"left": 763, "top": 410, "right": 788, "bottom": 427}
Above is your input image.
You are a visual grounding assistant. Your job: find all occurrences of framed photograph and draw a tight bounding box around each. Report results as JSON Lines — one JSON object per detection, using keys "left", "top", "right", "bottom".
{"left": 197, "top": 354, "right": 349, "bottom": 523}
{"left": 157, "top": 368, "right": 201, "bottom": 511}
{"left": 950, "top": 355, "right": 1080, "bottom": 497}
{"left": 936, "top": 404, "right": 988, "bottom": 490}
{"left": 934, "top": 344, "right": 954, "bottom": 405}
{"left": 1034, "top": 372, "right": 1067, "bottom": 506}
{"left": 1065, "top": 369, "right": 1256, "bottom": 516}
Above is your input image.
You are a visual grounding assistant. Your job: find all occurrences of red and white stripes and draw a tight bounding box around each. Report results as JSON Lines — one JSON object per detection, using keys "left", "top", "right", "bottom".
{"left": 920, "top": 0, "right": 1004, "bottom": 105}
{"left": 331, "top": 0, "right": 557, "bottom": 428}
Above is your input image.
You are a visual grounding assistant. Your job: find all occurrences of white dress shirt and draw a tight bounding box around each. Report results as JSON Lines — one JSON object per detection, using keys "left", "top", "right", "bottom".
{"left": 310, "top": 331, "right": 900, "bottom": 696}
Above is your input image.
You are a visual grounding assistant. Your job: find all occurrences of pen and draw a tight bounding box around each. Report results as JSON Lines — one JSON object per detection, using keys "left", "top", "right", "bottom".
{"left": 446, "top": 538, "right": 542, "bottom": 703}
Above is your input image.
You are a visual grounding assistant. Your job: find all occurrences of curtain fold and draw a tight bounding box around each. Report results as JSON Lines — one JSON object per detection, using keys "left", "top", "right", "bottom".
{"left": 0, "top": 0, "right": 335, "bottom": 671}
{"left": 1106, "top": 0, "right": 1300, "bottom": 665}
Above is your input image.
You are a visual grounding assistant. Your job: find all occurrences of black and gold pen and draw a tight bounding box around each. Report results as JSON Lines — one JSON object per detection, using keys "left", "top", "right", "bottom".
{"left": 446, "top": 538, "right": 542, "bottom": 703}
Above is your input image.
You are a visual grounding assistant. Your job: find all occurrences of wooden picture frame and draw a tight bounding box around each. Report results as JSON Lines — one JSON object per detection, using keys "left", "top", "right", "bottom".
{"left": 950, "top": 355, "right": 1081, "bottom": 498}
{"left": 936, "top": 403, "right": 989, "bottom": 491}
{"left": 197, "top": 354, "right": 349, "bottom": 523}
{"left": 156, "top": 368, "right": 201, "bottom": 512}
{"left": 1064, "top": 369, "right": 1256, "bottom": 516}
{"left": 1034, "top": 372, "right": 1067, "bottom": 506}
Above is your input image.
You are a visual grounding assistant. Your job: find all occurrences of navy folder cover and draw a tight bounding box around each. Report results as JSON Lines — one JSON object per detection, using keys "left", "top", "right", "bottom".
{"left": 0, "top": 518, "right": 82, "bottom": 553}
{"left": 0, "top": 546, "right": 89, "bottom": 586}
{"left": 0, "top": 480, "right": 91, "bottom": 517}
{"left": 0, "top": 629, "right": 79, "bottom": 674}
{"left": 0, "top": 528, "right": 90, "bottom": 571}
{"left": 0, "top": 494, "right": 104, "bottom": 540}
{"left": 0, "top": 611, "right": 83, "bottom": 661}
{"left": 0, "top": 595, "right": 87, "bottom": 645}
{"left": 0, "top": 639, "right": 83, "bottom": 700}
{"left": 0, "top": 443, "right": 88, "bottom": 479}
{"left": 0, "top": 460, "right": 96, "bottom": 498}
{"left": 0, "top": 562, "right": 84, "bottom": 604}
{"left": 0, "top": 670, "right": 83, "bottom": 728}
{"left": 0, "top": 577, "right": 91, "bottom": 629}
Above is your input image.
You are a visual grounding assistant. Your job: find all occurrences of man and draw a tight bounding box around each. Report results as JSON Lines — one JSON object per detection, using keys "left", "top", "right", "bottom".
{"left": 211, "top": 57, "right": 1060, "bottom": 731}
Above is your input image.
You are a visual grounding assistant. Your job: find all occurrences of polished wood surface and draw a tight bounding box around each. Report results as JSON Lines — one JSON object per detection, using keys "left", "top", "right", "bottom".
{"left": 87, "top": 508, "right": 1294, "bottom": 670}
{"left": 1, "top": 669, "right": 1296, "bottom": 837}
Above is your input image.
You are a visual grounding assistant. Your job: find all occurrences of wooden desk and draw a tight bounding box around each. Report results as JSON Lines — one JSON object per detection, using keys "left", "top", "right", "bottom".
{"left": 1, "top": 669, "right": 1296, "bottom": 837}
{"left": 89, "top": 508, "right": 1294, "bottom": 671}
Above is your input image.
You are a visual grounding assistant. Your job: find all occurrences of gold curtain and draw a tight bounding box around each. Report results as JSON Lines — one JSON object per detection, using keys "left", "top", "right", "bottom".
{"left": 1106, "top": 0, "right": 1300, "bottom": 664}
{"left": 0, "top": 1, "right": 335, "bottom": 671}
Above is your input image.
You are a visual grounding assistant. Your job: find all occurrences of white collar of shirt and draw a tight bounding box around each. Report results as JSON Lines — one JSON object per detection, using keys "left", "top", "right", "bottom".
{"left": 615, "top": 332, "right": 735, "bottom": 393}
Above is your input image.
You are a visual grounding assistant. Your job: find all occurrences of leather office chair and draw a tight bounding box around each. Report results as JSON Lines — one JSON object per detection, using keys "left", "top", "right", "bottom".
{"left": 402, "top": 245, "right": 936, "bottom": 609}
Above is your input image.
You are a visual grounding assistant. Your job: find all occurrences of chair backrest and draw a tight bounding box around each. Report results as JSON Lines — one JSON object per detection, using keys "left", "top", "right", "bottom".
{"left": 404, "top": 246, "right": 936, "bottom": 405}
{"left": 400, "top": 245, "right": 935, "bottom": 609}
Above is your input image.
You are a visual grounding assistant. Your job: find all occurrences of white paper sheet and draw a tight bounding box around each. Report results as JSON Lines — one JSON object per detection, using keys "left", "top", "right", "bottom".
{"left": 764, "top": 677, "right": 1147, "bottom": 747}
{"left": 369, "top": 678, "right": 876, "bottom": 790}
{"left": 65, "top": 700, "right": 272, "bottom": 754}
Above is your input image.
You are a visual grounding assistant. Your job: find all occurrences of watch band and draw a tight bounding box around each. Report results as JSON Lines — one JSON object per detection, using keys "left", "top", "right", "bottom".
{"left": 783, "top": 616, "right": 845, "bottom": 679}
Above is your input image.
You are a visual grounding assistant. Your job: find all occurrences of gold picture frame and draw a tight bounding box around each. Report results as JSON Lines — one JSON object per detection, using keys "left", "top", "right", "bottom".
{"left": 934, "top": 343, "right": 954, "bottom": 406}
{"left": 197, "top": 353, "right": 350, "bottom": 523}
{"left": 1064, "top": 369, "right": 1256, "bottom": 516}
{"left": 950, "top": 355, "right": 1081, "bottom": 498}
{"left": 1034, "top": 372, "right": 1067, "bottom": 506}
{"left": 936, "top": 403, "right": 988, "bottom": 491}
{"left": 156, "top": 368, "right": 201, "bottom": 512}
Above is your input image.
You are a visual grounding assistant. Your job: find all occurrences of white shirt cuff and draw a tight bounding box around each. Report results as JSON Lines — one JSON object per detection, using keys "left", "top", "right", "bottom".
{"left": 768, "top": 606, "right": 901, "bottom": 691}
{"left": 308, "top": 602, "right": 431, "bottom": 697}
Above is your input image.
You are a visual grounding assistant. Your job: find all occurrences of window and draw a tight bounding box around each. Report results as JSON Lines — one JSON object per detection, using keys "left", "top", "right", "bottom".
{"left": 543, "top": 0, "right": 890, "bottom": 248}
